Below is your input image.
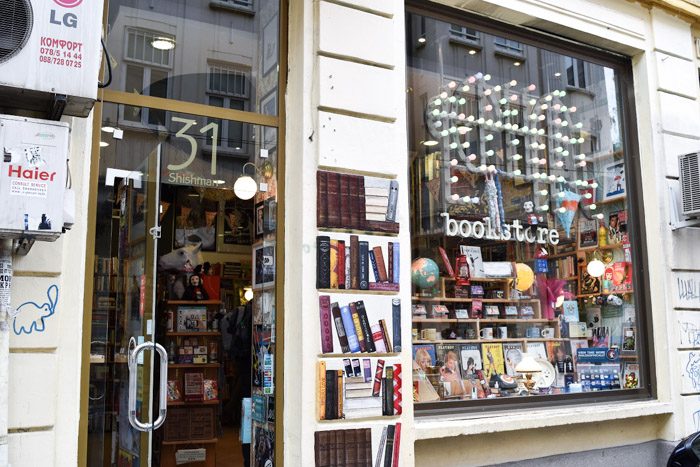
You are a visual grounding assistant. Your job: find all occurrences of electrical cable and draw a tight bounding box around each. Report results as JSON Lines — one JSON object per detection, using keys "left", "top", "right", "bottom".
{"left": 98, "top": 38, "right": 113, "bottom": 89}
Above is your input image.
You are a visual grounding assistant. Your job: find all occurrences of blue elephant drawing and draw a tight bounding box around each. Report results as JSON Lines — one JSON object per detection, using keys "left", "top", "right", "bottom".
{"left": 13, "top": 285, "right": 59, "bottom": 335}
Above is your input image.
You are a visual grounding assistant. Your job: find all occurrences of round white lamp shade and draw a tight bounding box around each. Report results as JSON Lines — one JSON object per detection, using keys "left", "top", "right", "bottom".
{"left": 244, "top": 288, "right": 254, "bottom": 301}
{"left": 234, "top": 175, "right": 257, "bottom": 200}
{"left": 586, "top": 259, "right": 605, "bottom": 278}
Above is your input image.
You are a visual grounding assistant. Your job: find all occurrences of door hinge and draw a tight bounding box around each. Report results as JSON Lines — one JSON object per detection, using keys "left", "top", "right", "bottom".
{"left": 149, "top": 226, "right": 161, "bottom": 239}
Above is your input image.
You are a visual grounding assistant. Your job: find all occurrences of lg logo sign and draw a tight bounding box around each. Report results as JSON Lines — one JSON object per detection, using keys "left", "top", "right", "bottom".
{"left": 50, "top": 0, "right": 82, "bottom": 28}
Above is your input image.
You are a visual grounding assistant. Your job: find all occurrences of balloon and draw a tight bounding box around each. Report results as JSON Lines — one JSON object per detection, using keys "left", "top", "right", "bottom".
{"left": 515, "top": 263, "right": 535, "bottom": 291}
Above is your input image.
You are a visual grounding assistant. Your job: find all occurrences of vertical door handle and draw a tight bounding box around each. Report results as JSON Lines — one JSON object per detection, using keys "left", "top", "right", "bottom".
{"left": 128, "top": 341, "right": 169, "bottom": 431}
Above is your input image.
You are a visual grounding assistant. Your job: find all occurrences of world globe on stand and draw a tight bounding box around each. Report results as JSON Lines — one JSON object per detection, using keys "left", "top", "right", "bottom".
{"left": 411, "top": 258, "right": 440, "bottom": 290}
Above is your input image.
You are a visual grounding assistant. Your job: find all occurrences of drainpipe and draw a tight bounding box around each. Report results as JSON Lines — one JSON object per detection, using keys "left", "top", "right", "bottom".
{"left": 0, "top": 239, "right": 12, "bottom": 466}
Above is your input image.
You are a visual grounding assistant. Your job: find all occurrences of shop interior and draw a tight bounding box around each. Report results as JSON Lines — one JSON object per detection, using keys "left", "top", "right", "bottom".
{"left": 87, "top": 103, "right": 276, "bottom": 467}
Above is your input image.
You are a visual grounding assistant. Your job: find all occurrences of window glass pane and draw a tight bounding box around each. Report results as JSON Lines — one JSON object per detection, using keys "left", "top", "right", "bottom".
{"left": 107, "top": 0, "right": 279, "bottom": 114}
{"left": 407, "top": 12, "right": 643, "bottom": 409}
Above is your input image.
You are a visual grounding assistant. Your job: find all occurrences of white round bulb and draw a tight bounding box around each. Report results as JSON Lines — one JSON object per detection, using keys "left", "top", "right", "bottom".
{"left": 440, "top": 92, "right": 448, "bottom": 99}
{"left": 450, "top": 176, "right": 459, "bottom": 183}
{"left": 234, "top": 175, "right": 257, "bottom": 200}
{"left": 434, "top": 99, "right": 442, "bottom": 106}
{"left": 452, "top": 194, "right": 460, "bottom": 200}
{"left": 558, "top": 207, "right": 567, "bottom": 213}
{"left": 587, "top": 259, "right": 605, "bottom": 278}
{"left": 450, "top": 159, "right": 458, "bottom": 166}
{"left": 513, "top": 169, "right": 522, "bottom": 176}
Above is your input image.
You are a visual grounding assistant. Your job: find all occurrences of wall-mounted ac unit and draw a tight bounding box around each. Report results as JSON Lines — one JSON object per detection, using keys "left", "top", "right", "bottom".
{"left": 0, "top": 0, "right": 103, "bottom": 117}
{"left": 679, "top": 152, "right": 700, "bottom": 217}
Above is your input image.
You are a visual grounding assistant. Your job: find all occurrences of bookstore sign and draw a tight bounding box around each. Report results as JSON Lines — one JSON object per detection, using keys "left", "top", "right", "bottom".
{"left": 441, "top": 212, "right": 560, "bottom": 245}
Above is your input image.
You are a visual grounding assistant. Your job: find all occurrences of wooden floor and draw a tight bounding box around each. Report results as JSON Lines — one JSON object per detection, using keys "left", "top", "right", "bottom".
{"left": 216, "top": 426, "right": 245, "bottom": 467}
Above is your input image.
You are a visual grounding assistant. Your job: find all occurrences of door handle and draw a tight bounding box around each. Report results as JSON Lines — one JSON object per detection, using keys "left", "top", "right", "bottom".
{"left": 128, "top": 341, "right": 169, "bottom": 432}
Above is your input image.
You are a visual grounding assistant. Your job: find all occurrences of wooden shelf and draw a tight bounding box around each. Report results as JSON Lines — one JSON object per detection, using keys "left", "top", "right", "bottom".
{"left": 166, "top": 331, "right": 221, "bottom": 337}
{"left": 162, "top": 438, "right": 218, "bottom": 446}
{"left": 413, "top": 338, "right": 568, "bottom": 344}
{"left": 167, "top": 399, "right": 220, "bottom": 406}
{"left": 597, "top": 195, "right": 626, "bottom": 206}
{"left": 412, "top": 318, "right": 555, "bottom": 324}
{"left": 168, "top": 363, "right": 220, "bottom": 369}
{"left": 597, "top": 243, "right": 627, "bottom": 251}
{"left": 412, "top": 296, "right": 539, "bottom": 303}
{"left": 166, "top": 300, "right": 222, "bottom": 305}
{"left": 318, "top": 288, "right": 398, "bottom": 296}
{"left": 317, "top": 227, "right": 398, "bottom": 238}
{"left": 442, "top": 277, "right": 513, "bottom": 283}
{"left": 318, "top": 353, "right": 400, "bottom": 358}
{"left": 576, "top": 290, "right": 633, "bottom": 298}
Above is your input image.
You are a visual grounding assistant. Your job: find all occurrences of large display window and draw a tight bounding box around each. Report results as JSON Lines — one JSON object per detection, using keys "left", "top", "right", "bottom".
{"left": 407, "top": 7, "right": 650, "bottom": 411}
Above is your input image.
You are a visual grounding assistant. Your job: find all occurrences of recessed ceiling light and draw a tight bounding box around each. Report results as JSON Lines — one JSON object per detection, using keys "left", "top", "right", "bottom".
{"left": 468, "top": 50, "right": 477, "bottom": 55}
{"left": 101, "top": 126, "right": 116, "bottom": 133}
{"left": 513, "top": 61, "right": 521, "bottom": 66}
{"left": 418, "top": 36, "right": 426, "bottom": 44}
{"left": 213, "top": 180, "right": 226, "bottom": 185}
{"left": 151, "top": 37, "right": 175, "bottom": 51}
{"left": 235, "top": 147, "right": 241, "bottom": 150}
{"left": 423, "top": 140, "right": 439, "bottom": 146}
{"left": 99, "top": 141, "right": 109, "bottom": 148}
{"left": 554, "top": 72, "right": 561, "bottom": 77}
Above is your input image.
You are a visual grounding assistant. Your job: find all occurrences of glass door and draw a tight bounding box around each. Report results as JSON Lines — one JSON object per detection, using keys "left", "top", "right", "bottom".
{"left": 88, "top": 143, "right": 166, "bottom": 467}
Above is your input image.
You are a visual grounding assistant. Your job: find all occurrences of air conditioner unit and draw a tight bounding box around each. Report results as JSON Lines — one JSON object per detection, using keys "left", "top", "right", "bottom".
{"left": 0, "top": 0, "right": 103, "bottom": 117}
{"left": 0, "top": 114, "right": 68, "bottom": 241}
{"left": 679, "top": 152, "right": 700, "bottom": 217}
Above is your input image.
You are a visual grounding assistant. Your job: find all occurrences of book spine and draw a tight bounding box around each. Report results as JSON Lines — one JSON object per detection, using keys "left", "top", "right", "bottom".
{"left": 391, "top": 423, "right": 402, "bottom": 467}
{"left": 349, "top": 303, "right": 366, "bottom": 353}
{"left": 438, "top": 246, "right": 455, "bottom": 277}
{"left": 358, "top": 176, "right": 367, "bottom": 230}
{"left": 319, "top": 295, "right": 334, "bottom": 354}
{"left": 368, "top": 250, "right": 380, "bottom": 284}
{"left": 392, "top": 299, "right": 401, "bottom": 353}
{"left": 337, "top": 370, "right": 343, "bottom": 419}
{"left": 350, "top": 176, "right": 361, "bottom": 230}
{"left": 383, "top": 424, "right": 395, "bottom": 467}
{"left": 344, "top": 428, "right": 357, "bottom": 466}
{"left": 363, "top": 428, "right": 372, "bottom": 466}
{"left": 344, "top": 245, "right": 351, "bottom": 289}
{"left": 350, "top": 235, "right": 359, "bottom": 290}
{"left": 318, "top": 361, "right": 326, "bottom": 420}
{"left": 388, "top": 242, "right": 393, "bottom": 284}
{"left": 375, "top": 426, "right": 388, "bottom": 467}
{"left": 325, "top": 369, "right": 336, "bottom": 420}
{"left": 386, "top": 180, "right": 399, "bottom": 222}
{"left": 332, "top": 302, "right": 351, "bottom": 353}
{"left": 392, "top": 242, "right": 400, "bottom": 284}
{"left": 351, "top": 358, "right": 362, "bottom": 377}
{"left": 359, "top": 241, "right": 369, "bottom": 290}
{"left": 393, "top": 363, "right": 402, "bottom": 415}
{"left": 338, "top": 240, "right": 346, "bottom": 289}
{"left": 334, "top": 430, "right": 343, "bottom": 466}
{"left": 364, "top": 220, "right": 400, "bottom": 234}
{"left": 363, "top": 358, "right": 372, "bottom": 382}
{"left": 380, "top": 319, "right": 393, "bottom": 353}
{"left": 340, "top": 174, "right": 350, "bottom": 227}
{"left": 372, "top": 359, "right": 385, "bottom": 397}
{"left": 343, "top": 358, "right": 353, "bottom": 377}
{"left": 330, "top": 240, "right": 339, "bottom": 289}
{"left": 340, "top": 305, "right": 361, "bottom": 353}
{"left": 373, "top": 246, "right": 388, "bottom": 282}
{"left": 383, "top": 366, "right": 394, "bottom": 416}
{"left": 317, "top": 171, "right": 328, "bottom": 228}
{"left": 327, "top": 172, "right": 341, "bottom": 228}
{"left": 316, "top": 236, "right": 331, "bottom": 289}
{"left": 371, "top": 324, "right": 388, "bottom": 353}
{"left": 368, "top": 282, "right": 400, "bottom": 292}
{"left": 355, "top": 301, "right": 376, "bottom": 353}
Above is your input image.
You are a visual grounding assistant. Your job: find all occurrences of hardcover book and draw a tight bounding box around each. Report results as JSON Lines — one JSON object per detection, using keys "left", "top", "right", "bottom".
{"left": 355, "top": 301, "right": 376, "bottom": 353}
{"left": 359, "top": 241, "right": 369, "bottom": 290}
{"left": 318, "top": 361, "right": 326, "bottom": 420}
{"left": 340, "top": 305, "right": 361, "bottom": 353}
{"left": 330, "top": 239, "right": 339, "bottom": 288}
{"left": 368, "top": 249, "right": 380, "bottom": 283}
{"left": 392, "top": 299, "right": 401, "bottom": 352}
{"left": 412, "top": 344, "right": 436, "bottom": 369}
{"left": 373, "top": 246, "right": 389, "bottom": 282}
{"left": 349, "top": 302, "right": 367, "bottom": 353}
{"left": 392, "top": 242, "right": 400, "bottom": 284}
{"left": 350, "top": 236, "right": 359, "bottom": 289}
{"left": 319, "top": 295, "right": 334, "bottom": 354}
{"left": 331, "top": 302, "right": 351, "bottom": 353}
{"left": 317, "top": 236, "right": 331, "bottom": 289}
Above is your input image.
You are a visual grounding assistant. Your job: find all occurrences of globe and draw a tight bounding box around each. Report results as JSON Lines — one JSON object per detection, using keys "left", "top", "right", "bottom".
{"left": 411, "top": 258, "right": 440, "bottom": 290}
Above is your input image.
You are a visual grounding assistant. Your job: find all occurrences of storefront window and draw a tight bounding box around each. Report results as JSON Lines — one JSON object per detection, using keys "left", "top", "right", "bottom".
{"left": 407, "top": 11, "right": 647, "bottom": 409}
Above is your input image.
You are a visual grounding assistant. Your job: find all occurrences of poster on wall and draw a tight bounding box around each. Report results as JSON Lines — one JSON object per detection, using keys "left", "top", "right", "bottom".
{"left": 222, "top": 198, "right": 253, "bottom": 246}
{"left": 602, "top": 161, "right": 626, "bottom": 201}
{"left": 253, "top": 243, "right": 275, "bottom": 289}
{"left": 173, "top": 187, "right": 218, "bottom": 251}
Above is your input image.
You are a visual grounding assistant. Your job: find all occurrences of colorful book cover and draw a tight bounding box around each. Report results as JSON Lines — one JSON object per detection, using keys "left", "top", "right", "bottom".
{"left": 562, "top": 300, "right": 580, "bottom": 323}
{"left": 436, "top": 344, "right": 462, "bottom": 379}
{"left": 503, "top": 342, "right": 524, "bottom": 377}
{"left": 412, "top": 344, "right": 436, "bottom": 371}
{"left": 545, "top": 341, "right": 562, "bottom": 366}
{"left": 459, "top": 344, "right": 482, "bottom": 376}
{"left": 578, "top": 218, "right": 598, "bottom": 248}
{"left": 481, "top": 342, "right": 505, "bottom": 379}
{"left": 569, "top": 338, "right": 589, "bottom": 365}
{"left": 623, "top": 363, "right": 640, "bottom": 389}
{"left": 526, "top": 342, "right": 547, "bottom": 361}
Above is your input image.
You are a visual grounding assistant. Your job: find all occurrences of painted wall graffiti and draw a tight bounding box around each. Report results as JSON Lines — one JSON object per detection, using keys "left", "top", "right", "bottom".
{"left": 675, "top": 273, "right": 700, "bottom": 308}
{"left": 12, "top": 284, "right": 59, "bottom": 335}
{"left": 687, "top": 352, "right": 700, "bottom": 392}
{"left": 680, "top": 321, "right": 700, "bottom": 347}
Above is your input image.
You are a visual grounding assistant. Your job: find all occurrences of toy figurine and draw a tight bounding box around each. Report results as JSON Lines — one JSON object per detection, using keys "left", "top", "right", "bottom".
{"left": 183, "top": 266, "right": 208, "bottom": 301}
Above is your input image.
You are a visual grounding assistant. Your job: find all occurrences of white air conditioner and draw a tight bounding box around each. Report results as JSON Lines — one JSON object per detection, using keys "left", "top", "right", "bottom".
{"left": 0, "top": 0, "right": 103, "bottom": 117}
{"left": 679, "top": 152, "right": 700, "bottom": 217}
{"left": 0, "top": 114, "right": 68, "bottom": 241}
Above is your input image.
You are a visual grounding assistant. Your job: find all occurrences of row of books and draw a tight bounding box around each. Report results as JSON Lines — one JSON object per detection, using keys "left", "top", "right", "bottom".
{"left": 320, "top": 297, "right": 401, "bottom": 354}
{"left": 317, "top": 170, "right": 400, "bottom": 234}
{"left": 94, "top": 256, "right": 119, "bottom": 275}
{"left": 318, "top": 360, "right": 402, "bottom": 420}
{"left": 94, "top": 275, "right": 123, "bottom": 293}
{"left": 552, "top": 255, "right": 577, "bottom": 278}
{"left": 317, "top": 236, "right": 400, "bottom": 291}
{"left": 314, "top": 423, "right": 401, "bottom": 467}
